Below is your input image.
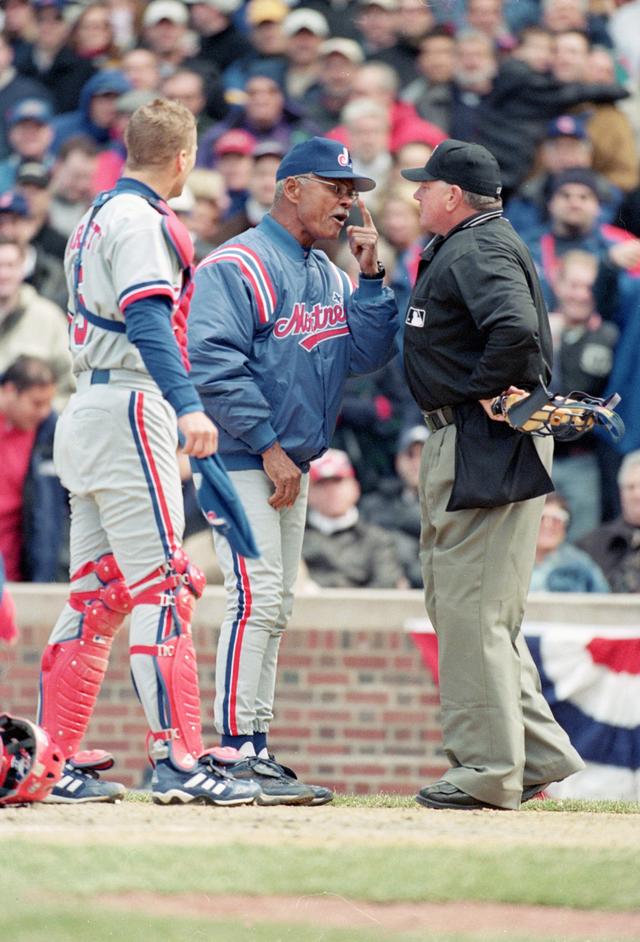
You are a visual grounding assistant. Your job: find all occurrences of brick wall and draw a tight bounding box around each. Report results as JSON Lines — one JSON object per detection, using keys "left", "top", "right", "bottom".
{"left": 0, "top": 586, "right": 446, "bottom": 793}
{"left": 4, "top": 587, "right": 638, "bottom": 794}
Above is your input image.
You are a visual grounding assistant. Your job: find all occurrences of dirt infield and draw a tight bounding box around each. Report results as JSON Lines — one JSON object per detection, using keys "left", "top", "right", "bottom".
{"left": 4, "top": 800, "right": 640, "bottom": 938}
{"left": 2, "top": 798, "right": 638, "bottom": 849}
{"left": 98, "top": 892, "right": 640, "bottom": 939}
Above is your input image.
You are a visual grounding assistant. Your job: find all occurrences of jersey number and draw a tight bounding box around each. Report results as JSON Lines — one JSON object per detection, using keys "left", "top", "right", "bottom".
{"left": 73, "top": 315, "right": 89, "bottom": 346}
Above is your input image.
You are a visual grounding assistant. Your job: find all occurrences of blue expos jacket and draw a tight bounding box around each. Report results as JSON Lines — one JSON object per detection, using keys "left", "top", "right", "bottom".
{"left": 188, "top": 214, "right": 399, "bottom": 471}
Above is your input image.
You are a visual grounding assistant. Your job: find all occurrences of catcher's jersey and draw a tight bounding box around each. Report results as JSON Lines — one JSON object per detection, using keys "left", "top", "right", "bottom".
{"left": 64, "top": 189, "right": 183, "bottom": 375}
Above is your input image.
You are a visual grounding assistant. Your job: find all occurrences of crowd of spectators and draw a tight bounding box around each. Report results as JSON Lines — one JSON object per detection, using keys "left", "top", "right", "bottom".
{"left": 2, "top": 0, "right": 640, "bottom": 593}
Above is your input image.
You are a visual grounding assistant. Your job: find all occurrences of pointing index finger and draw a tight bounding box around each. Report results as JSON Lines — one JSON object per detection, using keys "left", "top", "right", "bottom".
{"left": 358, "top": 197, "right": 374, "bottom": 228}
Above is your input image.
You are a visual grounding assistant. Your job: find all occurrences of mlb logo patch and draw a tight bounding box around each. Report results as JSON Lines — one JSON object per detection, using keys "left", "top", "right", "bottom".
{"left": 406, "top": 307, "right": 426, "bottom": 328}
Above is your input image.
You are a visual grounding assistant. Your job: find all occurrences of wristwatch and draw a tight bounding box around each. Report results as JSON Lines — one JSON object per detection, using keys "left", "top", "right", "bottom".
{"left": 361, "top": 262, "right": 386, "bottom": 279}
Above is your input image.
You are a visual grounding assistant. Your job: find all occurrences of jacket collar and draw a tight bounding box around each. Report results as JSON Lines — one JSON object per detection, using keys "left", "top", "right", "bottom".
{"left": 115, "top": 176, "right": 163, "bottom": 202}
{"left": 259, "top": 214, "right": 310, "bottom": 261}
{"left": 421, "top": 208, "right": 503, "bottom": 261}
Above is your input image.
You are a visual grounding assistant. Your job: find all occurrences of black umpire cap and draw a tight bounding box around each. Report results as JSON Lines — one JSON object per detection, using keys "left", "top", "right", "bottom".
{"left": 401, "top": 139, "right": 503, "bottom": 199}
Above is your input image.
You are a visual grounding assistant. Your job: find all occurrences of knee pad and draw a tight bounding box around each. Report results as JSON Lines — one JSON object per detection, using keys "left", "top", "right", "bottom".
{"left": 132, "top": 548, "right": 205, "bottom": 630}
{"left": 39, "top": 554, "right": 132, "bottom": 758}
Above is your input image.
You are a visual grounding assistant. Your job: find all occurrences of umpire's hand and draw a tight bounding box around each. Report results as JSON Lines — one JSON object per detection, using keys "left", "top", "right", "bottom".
{"left": 178, "top": 411, "right": 219, "bottom": 458}
{"left": 262, "top": 442, "right": 301, "bottom": 510}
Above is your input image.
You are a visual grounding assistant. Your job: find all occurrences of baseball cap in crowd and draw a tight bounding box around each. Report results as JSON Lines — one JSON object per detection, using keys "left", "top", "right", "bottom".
{"left": 0, "top": 191, "right": 29, "bottom": 217}
{"left": 183, "top": 0, "right": 242, "bottom": 11}
{"left": 115, "top": 88, "right": 157, "bottom": 114}
{"left": 547, "top": 167, "right": 601, "bottom": 199}
{"left": 246, "top": 0, "right": 288, "bottom": 25}
{"left": 397, "top": 425, "right": 429, "bottom": 454}
{"left": 16, "top": 161, "right": 52, "bottom": 187}
{"left": 283, "top": 8, "right": 330, "bottom": 37}
{"left": 87, "top": 69, "right": 131, "bottom": 98}
{"left": 252, "top": 139, "right": 286, "bottom": 160}
{"left": 401, "top": 139, "right": 502, "bottom": 198}
{"left": 392, "top": 117, "right": 447, "bottom": 153}
{"left": 168, "top": 184, "right": 195, "bottom": 214}
{"left": 357, "top": 0, "right": 397, "bottom": 9}
{"left": 32, "top": 0, "right": 66, "bottom": 11}
{"left": 309, "top": 449, "right": 355, "bottom": 482}
{"left": 214, "top": 129, "right": 257, "bottom": 157}
{"left": 7, "top": 98, "right": 53, "bottom": 128}
{"left": 546, "top": 114, "right": 589, "bottom": 140}
{"left": 276, "top": 136, "right": 376, "bottom": 191}
{"left": 143, "top": 0, "right": 188, "bottom": 26}
{"left": 320, "top": 38, "right": 365, "bottom": 64}
{"left": 244, "top": 57, "right": 286, "bottom": 91}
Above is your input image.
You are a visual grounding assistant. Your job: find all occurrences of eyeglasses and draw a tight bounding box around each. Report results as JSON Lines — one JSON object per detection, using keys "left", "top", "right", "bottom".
{"left": 296, "top": 175, "right": 359, "bottom": 201}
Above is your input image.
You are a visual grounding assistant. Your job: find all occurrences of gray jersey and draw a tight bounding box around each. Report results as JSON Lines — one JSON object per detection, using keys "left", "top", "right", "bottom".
{"left": 64, "top": 192, "right": 183, "bottom": 377}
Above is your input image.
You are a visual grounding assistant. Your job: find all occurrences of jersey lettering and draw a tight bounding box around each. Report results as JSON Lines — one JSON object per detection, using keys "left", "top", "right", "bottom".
{"left": 273, "top": 301, "right": 346, "bottom": 339}
{"left": 68, "top": 223, "right": 84, "bottom": 252}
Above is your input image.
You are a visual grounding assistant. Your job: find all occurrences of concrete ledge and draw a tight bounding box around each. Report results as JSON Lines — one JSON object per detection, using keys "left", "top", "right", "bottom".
{"left": 9, "top": 583, "right": 640, "bottom": 632}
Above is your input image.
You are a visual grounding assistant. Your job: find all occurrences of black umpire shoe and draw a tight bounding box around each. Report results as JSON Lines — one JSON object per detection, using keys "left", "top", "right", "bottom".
{"left": 415, "top": 780, "right": 500, "bottom": 810}
{"left": 521, "top": 784, "right": 548, "bottom": 802}
{"left": 227, "top": 756, "right": 316, "bottom": 806}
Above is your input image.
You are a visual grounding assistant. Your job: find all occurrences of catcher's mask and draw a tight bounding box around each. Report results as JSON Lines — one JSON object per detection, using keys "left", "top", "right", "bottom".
{"left": 0, "top": 714, "right": 64, "bottom": 806}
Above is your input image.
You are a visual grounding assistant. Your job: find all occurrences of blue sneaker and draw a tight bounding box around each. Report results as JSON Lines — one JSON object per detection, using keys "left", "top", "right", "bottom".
{"left": 45, "top": 757, "right": 126, "bottom": 804}
{"left": 227, "top": 756, "right": 316, "bottom": 806}
{"left": 272, "top": 757, "right": 334, "bottom": 806}
{"left": 151, "top": 756, "right": 261, "bottom": 806}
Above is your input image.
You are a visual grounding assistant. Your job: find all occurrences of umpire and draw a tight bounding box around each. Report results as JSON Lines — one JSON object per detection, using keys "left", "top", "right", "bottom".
{"left": 402, "top": 140, "right": 584, "bottom": 810}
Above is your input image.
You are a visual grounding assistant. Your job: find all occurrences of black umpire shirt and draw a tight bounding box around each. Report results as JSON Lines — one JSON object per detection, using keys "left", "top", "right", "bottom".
{"left": 404, "top": 209, "right": 554, "bottom": 509}
{"left": 404, "top": 209, "right": 552, "bottom": 413}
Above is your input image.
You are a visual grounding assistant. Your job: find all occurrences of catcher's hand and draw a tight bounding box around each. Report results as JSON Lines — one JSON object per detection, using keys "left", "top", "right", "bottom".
{"left": 492, "top": 382, "right": 625, "bottom": 443}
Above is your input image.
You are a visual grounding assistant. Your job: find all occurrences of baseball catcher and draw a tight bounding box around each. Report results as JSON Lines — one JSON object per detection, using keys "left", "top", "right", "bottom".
{"left": 0, "top": 714, "right": 64, "bottom": 805}
{"left": 492, "top": 379, "right": 625, "bottom": 443}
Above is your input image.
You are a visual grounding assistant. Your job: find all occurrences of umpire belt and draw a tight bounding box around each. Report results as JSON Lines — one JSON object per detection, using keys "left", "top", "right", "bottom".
{"left": 422, "top": 406, "right": 455, "bottom": 433}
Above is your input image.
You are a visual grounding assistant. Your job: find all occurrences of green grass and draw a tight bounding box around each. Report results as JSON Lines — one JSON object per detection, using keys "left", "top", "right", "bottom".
{"left": 125, "top": 789, "right": 640, "bottom": 813}
{"left": 331, "top": 793, "right": 640, "bottom": 813}
{"left": 7, "top": 842, "right": 640, "bottom": 910}
{"left": 0, "top": 908, "right": 596, "bottom": 942}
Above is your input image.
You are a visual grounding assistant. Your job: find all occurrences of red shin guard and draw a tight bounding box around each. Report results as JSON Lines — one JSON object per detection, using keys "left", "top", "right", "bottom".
{"left": 133, "top": 629, "right": 204, "bottom": 770}
{"left": 131, "top": 550, "right": 206, "bottom": 770}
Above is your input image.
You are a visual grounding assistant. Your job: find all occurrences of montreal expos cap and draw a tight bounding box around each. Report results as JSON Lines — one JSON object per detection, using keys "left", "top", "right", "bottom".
{"left": 401, "top": 139, "right": 502, "bottom": 198}
{"left": 276, "top": 137, "right": 376, "bottom": 191}
{"left": 546, "top": 114, "right": 589, "bottom": 140}
{"left": 0, "top": 191, "right": 29, "bottom": 217}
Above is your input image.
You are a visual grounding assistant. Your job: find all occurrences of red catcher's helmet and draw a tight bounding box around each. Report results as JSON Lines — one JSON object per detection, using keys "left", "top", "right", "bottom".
{"left": 0, "top": 714, "right": 64, "bottom": 805}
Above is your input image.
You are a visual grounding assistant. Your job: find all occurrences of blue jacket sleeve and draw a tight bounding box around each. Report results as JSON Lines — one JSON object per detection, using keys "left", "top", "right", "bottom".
{"left": 345, "top": 273, "right": 400, "bottom": 375}
{"left": 187, "top": 261, "right": 278, "bottom": 454}
{"left": 125, "top": 296, "right": 203, "bottom": 417}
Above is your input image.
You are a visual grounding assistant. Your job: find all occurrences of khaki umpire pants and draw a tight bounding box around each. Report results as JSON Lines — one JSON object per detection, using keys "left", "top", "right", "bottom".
{"left": 419, "top": 424, "right": 584, "bottom": 809}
